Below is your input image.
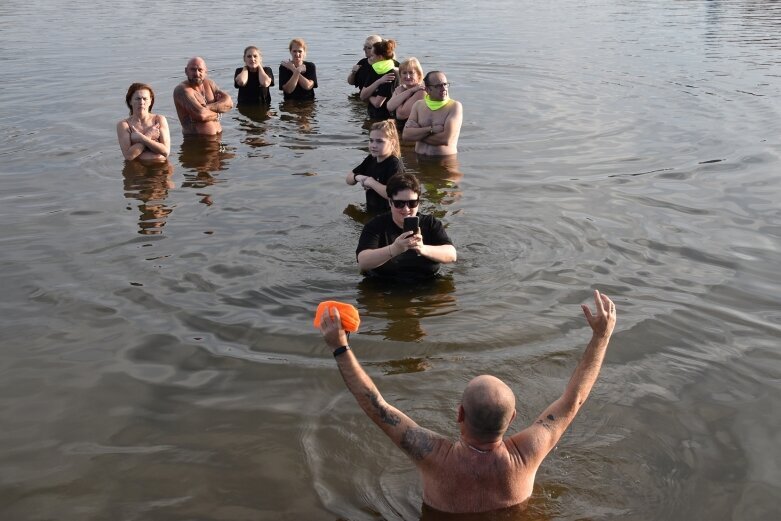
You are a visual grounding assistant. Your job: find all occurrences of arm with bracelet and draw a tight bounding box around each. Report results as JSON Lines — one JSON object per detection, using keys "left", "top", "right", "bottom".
{"left": 320, "top": 307, "right": 446, "bottom": 462}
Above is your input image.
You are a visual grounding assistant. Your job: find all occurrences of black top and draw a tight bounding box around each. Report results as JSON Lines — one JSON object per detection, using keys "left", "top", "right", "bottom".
{"left": 234, "top": 66, "right": 275, "bottom": 106}
{"left": 353, "top": 57, "right": 372, "bottom": 90}
{"left": 278, "top": 61, "right": 317, "bottom": 100}
{"left": 356, "top": 213, "right": 453, "bottom": 279}
{"left": 362, "top": 60, "right": 399, "bottom": 120}
{"left": 352, "top": 154, "right": 403, "bottom": 213}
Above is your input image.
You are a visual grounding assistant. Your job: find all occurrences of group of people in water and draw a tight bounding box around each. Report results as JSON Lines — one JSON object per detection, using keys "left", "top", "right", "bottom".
{"left": 118, "top": 35, "right": 463, "bottom": 280}
{"left": 116, "top": 35, "right": 620, "bottom": 517}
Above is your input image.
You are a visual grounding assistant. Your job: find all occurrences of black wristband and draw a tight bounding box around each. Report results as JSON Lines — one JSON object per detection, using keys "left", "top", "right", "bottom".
{"left": 333, "top": 345, "right": 350, "bottom": 357}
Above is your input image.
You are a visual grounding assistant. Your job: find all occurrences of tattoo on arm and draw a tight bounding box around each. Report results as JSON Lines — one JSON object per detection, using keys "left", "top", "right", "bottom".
{"left": 366, "top": 391, "right": 400, "bottom": 426}
{"left": 401, "top": 427, "right": 436, "bottom": 461}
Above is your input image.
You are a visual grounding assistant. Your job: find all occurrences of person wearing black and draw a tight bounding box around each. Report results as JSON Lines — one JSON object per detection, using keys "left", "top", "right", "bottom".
{"left": 347, "top": 35, "right": 382, "bottom": 89}
{"left": 346, "top": 120, "right": 404, "bottom": 213}
{"left": 356, "top": 173, "right": 456, "bottom": 278}
{"left": 359, "top": 39, "right": 399, "bottom": 121}
{"left": 279, "top": 38, "right": 317, "bottom": 101}
{"left": 234, "top": 46, "right": 274, "bottom": 106}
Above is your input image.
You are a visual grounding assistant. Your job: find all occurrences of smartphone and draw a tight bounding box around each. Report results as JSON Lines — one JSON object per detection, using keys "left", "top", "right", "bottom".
{"left": 403, "top": 216, "right": 419, "bottom": 234}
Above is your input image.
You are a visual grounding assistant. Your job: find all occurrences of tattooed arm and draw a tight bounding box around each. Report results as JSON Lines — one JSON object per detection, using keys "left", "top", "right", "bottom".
{"left": 320, "top": 307, "right": 446, "bottom": 463}
{"left": 510, "top": 290, "right": 617, "bottom": 466}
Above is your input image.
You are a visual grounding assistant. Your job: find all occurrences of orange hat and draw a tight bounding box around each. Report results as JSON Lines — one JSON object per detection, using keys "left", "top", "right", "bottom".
{"left": 314, "top": 300, "right": 361, "bottom": 332}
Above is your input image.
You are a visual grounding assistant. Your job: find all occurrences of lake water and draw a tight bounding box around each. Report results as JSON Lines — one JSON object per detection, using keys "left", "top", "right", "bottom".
{"left": 1, "top": 0, "right": 780, "bottom": 519}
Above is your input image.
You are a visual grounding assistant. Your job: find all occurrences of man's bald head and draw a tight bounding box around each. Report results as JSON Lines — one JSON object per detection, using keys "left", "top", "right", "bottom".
{"left": 460, "top": 375, "right": 516, "bottom": 441}
{"left": 185, "top": 57, "right": 208, "bottom": 85}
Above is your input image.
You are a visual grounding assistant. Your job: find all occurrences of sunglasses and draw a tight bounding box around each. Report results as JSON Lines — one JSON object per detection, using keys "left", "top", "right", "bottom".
{"left": 390, "top": 199, "right": 420, "bottom": 209}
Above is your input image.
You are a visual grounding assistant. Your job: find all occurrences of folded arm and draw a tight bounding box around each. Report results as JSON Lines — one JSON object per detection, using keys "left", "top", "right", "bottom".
{"left": 174, "top": 85, "right": 219, "bottom": 122}
{"left": 205, "top": 81, "right": 233, "bottom": 113}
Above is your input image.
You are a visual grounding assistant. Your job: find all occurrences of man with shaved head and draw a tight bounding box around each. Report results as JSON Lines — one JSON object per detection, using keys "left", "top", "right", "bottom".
{"left": 173, "top": 56, "right": 233, "bottom": 135}
{"left": 320, "top": 290, "right": 617, "bottom": 514}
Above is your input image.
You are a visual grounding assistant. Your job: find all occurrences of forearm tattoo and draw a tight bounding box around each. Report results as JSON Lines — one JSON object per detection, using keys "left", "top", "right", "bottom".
{"left": 401, "top": 427, "right": 436, "bottom": 461}
{"left": 366, "top": 391, "right": 400, "bottom": 426}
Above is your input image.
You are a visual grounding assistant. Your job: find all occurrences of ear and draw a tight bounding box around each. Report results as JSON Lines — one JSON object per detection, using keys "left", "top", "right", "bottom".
{"left": 457, "top": 404, "right": 465, "bottom": 423}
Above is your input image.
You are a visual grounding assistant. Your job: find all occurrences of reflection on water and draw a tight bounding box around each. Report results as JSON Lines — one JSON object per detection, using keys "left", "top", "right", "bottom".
{"left": 121, "top": 161, "right": 175, "bottom": 235}
{"left": 279, "top": 99, "right": 317, "bottom": 137}
{"left": 405, "top": 152, "right": 464, "bottom": 216}
{"left": 235, "top": 105, "right": 274, "bottom": 150}
{"left": 178, "top": 135, "right": 235, "bottom": 206}
{"left": 355, "top": 275, "right": 458, "bottom": 342}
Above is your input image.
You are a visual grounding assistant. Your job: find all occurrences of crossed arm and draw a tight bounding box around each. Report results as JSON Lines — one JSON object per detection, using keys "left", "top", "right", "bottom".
{"left": 174, "top": 82, "right": 232, "bottom": 122}
{"left": 509, "top": 290, "right": 617, "bottom": 467}
{"left": 402, "top": 101, "right": 463, "bottom": 146}
{"left": 116, "top": 115, "right": 170, "bottom": 161}
{"left": 281, "top": 62, "right": 315, "bottom": 93}
{"left": 320, "top": 309, "right": 446, "bottom": 462}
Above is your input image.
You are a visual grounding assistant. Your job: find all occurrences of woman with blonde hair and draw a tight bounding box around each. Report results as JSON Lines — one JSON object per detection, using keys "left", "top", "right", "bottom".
{"left": 279, "top": 38, "right": 317, "bottom": 100}
{"left": 346, "top": 120, "right": 404, "bottom": 213}
{"left": 387, "top": 57, "right": 425, "bottom": 134}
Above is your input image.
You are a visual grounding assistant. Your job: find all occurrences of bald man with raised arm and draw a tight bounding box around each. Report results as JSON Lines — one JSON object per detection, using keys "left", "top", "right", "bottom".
{"left": 319, "top": 290, "right": 617, "bottom": 514}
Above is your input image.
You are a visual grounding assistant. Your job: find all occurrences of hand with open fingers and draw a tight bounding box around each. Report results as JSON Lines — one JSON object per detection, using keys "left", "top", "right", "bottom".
{"left": 581, "top": 290, "right": 617, "bottom": 339}
{"left": 320, "top": 306, "right": 349, "bottom": 349}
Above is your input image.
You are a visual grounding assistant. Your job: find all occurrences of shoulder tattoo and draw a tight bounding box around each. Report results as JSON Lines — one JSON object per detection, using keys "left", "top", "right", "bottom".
{"left": 401, "top": 427, "right": 436, "bottom": 461}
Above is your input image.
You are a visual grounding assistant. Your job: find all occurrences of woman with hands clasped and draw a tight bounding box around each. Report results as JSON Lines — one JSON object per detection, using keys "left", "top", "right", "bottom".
{"left": 346, "top": 120, "right": 404, "bottom": 214}
{"left": 387, "top": 57, "right": 426, "bottom": 134}
{"left": 279, "top": 38, "right": 317, "bottom": 101}
{"left": 356, "top": 172, "right": 456, "bottom": 279}
{"left": 117, "top": 83, "right": 170, "bottom": 163}
{"left": 359, "top": 39, "right": 399, "bottom": 120}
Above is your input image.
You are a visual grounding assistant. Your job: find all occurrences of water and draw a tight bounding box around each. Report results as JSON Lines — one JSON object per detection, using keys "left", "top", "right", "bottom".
{"left": 1, "top": 0, "right": 780, "bottom": 519}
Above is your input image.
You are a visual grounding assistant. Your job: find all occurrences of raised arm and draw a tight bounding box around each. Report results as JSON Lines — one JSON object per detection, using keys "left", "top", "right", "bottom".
{"left": 320, "top": 308, "right": 445, "bottom": 462}
{"left": 235, "top": 67, "right": 249, "bottom": 87}
{"left": 510, "top": 290, "right": 617, "bottom": 466}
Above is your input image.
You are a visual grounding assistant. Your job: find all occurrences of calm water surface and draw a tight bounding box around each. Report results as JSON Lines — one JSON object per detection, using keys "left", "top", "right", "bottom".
{"left": 1, "top": 0, "right": 780, "bottom": 519}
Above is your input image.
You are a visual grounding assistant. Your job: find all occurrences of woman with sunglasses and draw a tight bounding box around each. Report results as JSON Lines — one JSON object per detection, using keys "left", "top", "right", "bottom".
{"left": 356, "top": 173, "right": 456, "bottom": 278}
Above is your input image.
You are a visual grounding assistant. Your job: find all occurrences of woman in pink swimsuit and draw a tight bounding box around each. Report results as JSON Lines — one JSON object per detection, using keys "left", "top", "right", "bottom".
{"left": 117, "top": 83, "right": 171, "bottom": 163}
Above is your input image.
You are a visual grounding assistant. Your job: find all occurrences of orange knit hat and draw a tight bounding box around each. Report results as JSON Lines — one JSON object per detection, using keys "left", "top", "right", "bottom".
{"left": 314, "top": 301, "right": 361, "bottom": 332}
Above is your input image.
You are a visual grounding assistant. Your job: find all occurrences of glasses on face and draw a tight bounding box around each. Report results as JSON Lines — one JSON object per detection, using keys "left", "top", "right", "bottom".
{"left": 390, "top": 199, "right": 420, "bottom": 209}
{"left": 363, "top": 45, "right": 373, "bottom": 50}
{"left": 427, "top": 82, "right": 450, "bottom": 90}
